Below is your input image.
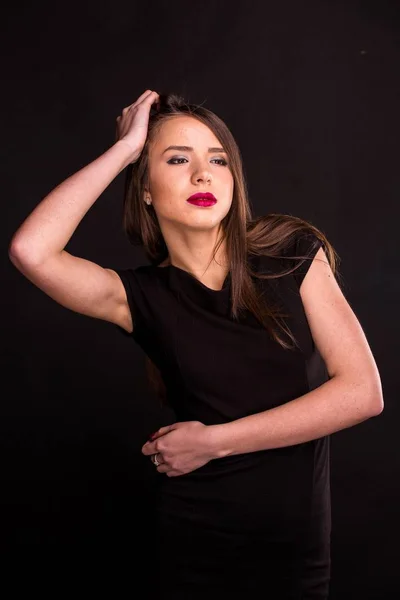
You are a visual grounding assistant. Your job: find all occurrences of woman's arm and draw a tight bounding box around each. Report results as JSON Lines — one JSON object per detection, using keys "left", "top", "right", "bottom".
{"left": 209, "top": 246, "right": 383, "bottom": 457}
{"left": 8, "top": 142, "right": 135, "bottom": 331}
{"left": 8, "top": 91, "right": 159, "bottom": 332}
{"left": 208, "top": 373, "right": 382, "bottom": 458}
{"left": 9, "top": 140, "right": 132, "bottom": 263}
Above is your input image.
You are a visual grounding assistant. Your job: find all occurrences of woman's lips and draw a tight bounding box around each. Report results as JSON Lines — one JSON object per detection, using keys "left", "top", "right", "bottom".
{"left": 186, "top": 192, "right": 217, "bottom": 206}
{"left": 187, "top": 199, "right": 216, "bottom": 207}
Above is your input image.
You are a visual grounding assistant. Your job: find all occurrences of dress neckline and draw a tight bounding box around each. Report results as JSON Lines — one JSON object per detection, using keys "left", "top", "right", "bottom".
{"left": 157, "top": 263, "right": 231, "bottom": 293}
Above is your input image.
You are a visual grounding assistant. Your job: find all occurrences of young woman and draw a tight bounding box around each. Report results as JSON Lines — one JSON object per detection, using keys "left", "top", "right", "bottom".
{"left": 9, "top": 89, "right": 383, "bottom": 598}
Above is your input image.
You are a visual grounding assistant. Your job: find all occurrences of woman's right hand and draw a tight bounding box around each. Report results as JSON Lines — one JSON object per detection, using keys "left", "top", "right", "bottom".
{"left": 115, "top": 89, "right": 160, "bottom": 164}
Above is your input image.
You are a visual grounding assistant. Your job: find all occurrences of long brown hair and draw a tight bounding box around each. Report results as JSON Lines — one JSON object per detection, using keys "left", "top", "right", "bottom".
{"left": 122, "top": 92, "right": 341, "bottom": 406}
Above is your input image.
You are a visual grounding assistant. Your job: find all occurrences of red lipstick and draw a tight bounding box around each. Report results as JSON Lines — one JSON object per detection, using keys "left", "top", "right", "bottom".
{"left": 186, "top": 192, "right": 217, "bottom": 207}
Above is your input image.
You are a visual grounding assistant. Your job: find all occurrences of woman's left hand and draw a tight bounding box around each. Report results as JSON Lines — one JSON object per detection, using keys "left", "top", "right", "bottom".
{"left": 141, "top": 421, "right": 217, "bottom": 477}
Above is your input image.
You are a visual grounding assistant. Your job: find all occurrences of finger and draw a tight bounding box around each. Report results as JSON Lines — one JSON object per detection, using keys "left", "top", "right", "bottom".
{"left": 151, "top": 424, "right": 173, "bottom": 438}
{"left": 141, "top": 91, "right": 159, "bottom": 111}
{"left": 156, "top": 464, "right": 169, "bottom": 473}
{"left": 142, "top": 424, "right": 174, "bottom": 452}
{"left": 157, "top": 465, "right": 178, "bottom": 476}
{"left": 136, "top": 89, "right": 157, "bottom": 107}
{"left": 122, "top": 90, "right": 154, "bottom": 114}
{"left": 146, "top": 91, "right": 159, "bottom": 102}
{"left": 142, "top": 436, "right": 164, "bottom": 453}
{"left": 136, "top": 89, "right": 155, "bottom": 103}
{"left": 141, "top": 442, "right": 155, "bottom": 455}
{"left": 145, "top": 431, "right": 162, "bottom": 445}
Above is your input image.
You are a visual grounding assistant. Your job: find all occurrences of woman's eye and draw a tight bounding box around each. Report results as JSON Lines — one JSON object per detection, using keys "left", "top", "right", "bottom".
{"left": 167, "top": 157, "right": 187, "bottom": 164}
{"left": 167, "top": 157, "right": 228, "bottom": 166}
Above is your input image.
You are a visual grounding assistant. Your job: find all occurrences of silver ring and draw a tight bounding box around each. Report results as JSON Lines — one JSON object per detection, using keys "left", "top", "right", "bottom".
{"left": 152, "top": 453, "right": 161, "bottom": 467}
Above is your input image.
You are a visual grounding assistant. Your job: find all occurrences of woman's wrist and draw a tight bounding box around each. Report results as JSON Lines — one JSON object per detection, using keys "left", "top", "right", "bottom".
{"left": 206, "top": 424, "right": 230, "bottom": 459}
{"left": 114, "top": 139, "right": 139, "bottom": 167}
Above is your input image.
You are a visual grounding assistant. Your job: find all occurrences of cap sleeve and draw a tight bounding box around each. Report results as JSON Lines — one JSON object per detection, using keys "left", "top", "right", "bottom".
{"left": 112, "top": 266, "right": 156, "bottom": 343}
{"left": 113, "top": 268, "right": 138, "bottom": 335}
{"left": 291, "top": 233, "right": 323, "bottom": 289}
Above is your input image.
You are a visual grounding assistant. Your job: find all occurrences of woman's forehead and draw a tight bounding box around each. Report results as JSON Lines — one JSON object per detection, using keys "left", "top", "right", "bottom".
{"left": 154, "top": 115, "right": 218, "bottom": 146}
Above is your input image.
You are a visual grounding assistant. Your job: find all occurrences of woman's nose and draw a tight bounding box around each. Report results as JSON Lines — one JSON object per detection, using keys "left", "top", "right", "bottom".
{"left": 193, "top": 166, "right": 212, "bottom": 183}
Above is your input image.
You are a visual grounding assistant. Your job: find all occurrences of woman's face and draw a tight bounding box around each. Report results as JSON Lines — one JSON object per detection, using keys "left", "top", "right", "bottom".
{"left": 146, "top": 115, "right": 234, "bottom": 233}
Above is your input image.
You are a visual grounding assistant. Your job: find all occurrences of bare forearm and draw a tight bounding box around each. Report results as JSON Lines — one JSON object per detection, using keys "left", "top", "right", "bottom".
{"left": 209, "top": 375, "right": 383, "bottom": 458}
{"left": 9, "top": 140, "right": 133, "bottom": 263}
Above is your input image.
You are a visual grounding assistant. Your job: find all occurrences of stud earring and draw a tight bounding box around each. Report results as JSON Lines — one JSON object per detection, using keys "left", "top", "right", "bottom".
{"left": 145, "top": 197, "right": 151, "bottom": 205}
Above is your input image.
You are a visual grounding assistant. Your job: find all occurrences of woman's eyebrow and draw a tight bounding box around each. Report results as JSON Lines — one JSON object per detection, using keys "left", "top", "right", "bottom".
{"left": 162, "top": 145, "right": 226, "bottom": 154}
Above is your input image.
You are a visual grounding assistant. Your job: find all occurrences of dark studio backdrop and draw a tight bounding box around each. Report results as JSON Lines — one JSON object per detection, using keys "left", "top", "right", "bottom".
{"left": 2, "top": 0, "right": 399, "bottom": 597}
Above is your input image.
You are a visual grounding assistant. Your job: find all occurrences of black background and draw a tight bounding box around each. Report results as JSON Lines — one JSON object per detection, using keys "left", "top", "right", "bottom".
{"left": 2, "top": 1, "right": 399, "bottom": 597}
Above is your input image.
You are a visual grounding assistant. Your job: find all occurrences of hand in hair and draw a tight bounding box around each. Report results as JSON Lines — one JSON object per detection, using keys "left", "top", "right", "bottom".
{"left": 115, "top": 89, "right": 160, "bottom": 164}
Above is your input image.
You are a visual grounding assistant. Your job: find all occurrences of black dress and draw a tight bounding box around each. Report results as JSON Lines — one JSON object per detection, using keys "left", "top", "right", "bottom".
{"left": 114, "top": 232, "right": 331, "bottom": 599}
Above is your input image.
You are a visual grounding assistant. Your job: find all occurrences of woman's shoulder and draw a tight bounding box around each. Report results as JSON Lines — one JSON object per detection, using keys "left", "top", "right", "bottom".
{"left": 247, "top": 212, "right": 337, "bottom": 267}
